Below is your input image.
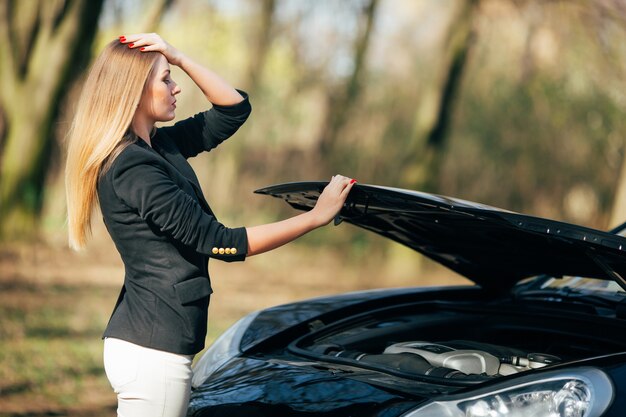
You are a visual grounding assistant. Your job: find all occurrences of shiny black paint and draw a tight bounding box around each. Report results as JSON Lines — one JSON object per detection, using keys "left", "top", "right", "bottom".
{"left": 187, "top": 354, "right": 626, "bottom": 417}
{"left": 188, "top": 356, "right": 424, "bottom": 417}
{"left": 605, "top": 362, "right": 626, "bottom": 415}
{"left": 240, "top": 288, "right": 410, "bottom": 351}
{"left": 255, "top": 182, "right": 626, "bottom": 291}
{"left": 189, "top": 184, "right": 626, "bottom": 416}
{"left": 239, "top": 286, "right": 486, "bottom": 352}
{"left": 190, "top": 354, "right": 626, "bottom": 417}
{"left": 191, "top": 286, "right": 626, "bottom": 416}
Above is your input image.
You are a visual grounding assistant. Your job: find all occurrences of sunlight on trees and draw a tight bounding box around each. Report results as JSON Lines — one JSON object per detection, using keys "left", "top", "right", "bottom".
{"left": 2, "top": 0, "right": 626, "bottom": 250}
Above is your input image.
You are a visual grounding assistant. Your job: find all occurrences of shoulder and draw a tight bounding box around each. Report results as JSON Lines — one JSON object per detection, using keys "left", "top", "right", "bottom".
{"left": 109, "top": 142, "right": 164, "bottom": 174}
{"left": 98, "top": 142, "right": 170, "bottom": 192}
{"left": 151, "top": 128, "right": 181, "bottom": 151}
{"left": 100, "top": 141, "right": 176, "bottom": 204}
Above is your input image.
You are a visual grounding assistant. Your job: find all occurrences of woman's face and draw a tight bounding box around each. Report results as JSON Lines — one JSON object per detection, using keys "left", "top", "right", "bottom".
{"left": 136, "top": 54, "right": 180, "bottom": 125}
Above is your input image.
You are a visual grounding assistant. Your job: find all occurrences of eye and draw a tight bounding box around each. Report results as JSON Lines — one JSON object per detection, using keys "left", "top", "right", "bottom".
{"left": 163, "top": 78, "right": 171, "bottom": 85}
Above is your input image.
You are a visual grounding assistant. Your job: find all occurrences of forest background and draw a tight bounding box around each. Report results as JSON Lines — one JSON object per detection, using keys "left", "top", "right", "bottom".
{"left": 2, "top": 0, "right": 626, "bottom": 415}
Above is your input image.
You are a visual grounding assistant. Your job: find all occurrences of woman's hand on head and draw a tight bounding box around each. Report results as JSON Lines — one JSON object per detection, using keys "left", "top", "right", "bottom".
{"left": 311, "top": 175, "right": 356, "bottom": 227}
{"left": 119, "top": 33, "right": 183, "bottom": 66}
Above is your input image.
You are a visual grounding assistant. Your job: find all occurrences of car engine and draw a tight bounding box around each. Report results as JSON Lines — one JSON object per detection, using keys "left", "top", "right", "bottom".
{"left": 294, "top": 301, "right": 625, "bottom": 382}
{"left": 317, "top": 340, "right": 562, "bottom": 380}
{"left": 384, "top": 341, "right": 560, "bottom": 376}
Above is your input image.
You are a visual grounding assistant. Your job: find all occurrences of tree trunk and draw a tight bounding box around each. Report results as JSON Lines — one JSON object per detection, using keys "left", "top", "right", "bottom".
{"left": 244, "top": 0, "right": 276, "bottom": 93}
{"left": 142, "top": 0, "right": 177, "bottom": 32}
{"left": 610, "top": 142, "right": 626, "bottom": 229}
{"left": 314, "top": 0, "right": 379, "bottom": 173}
{"left": 400, "top": 0, "right": 479, "bottom": 192}
{"left": 598, "top": 0, "right": 626, "bottom": 229}
{"left": 0, "top": 0, "right": 105, "bottom": 240}
{"left": 202, "top": 0, "right": 277, "bottom": 212}
{"left": 0, "top": 110, "right": 46, "bottom": 232}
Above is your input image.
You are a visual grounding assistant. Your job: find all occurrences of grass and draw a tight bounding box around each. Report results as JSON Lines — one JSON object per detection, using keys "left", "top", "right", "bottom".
{"left": 0, "top": 277, "right": 118, "bottom": 416}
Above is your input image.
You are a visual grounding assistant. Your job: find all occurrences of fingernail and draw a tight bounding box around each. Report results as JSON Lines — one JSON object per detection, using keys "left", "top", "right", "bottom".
{"left": 350, "top": 179, "right": 357, "bottom": 184}
{"left": 128, "top": 43, "right": 134, "bottom": 48}
{"left": 140, "top": 47, "right": 145, "bottom": 51}
{"left": 119, "top": 36, "right": 126, "bottom": 41}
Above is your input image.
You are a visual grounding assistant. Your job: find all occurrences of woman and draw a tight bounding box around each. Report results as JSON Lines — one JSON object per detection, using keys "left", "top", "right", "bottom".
{"left": 65, "top": 33, "right": 355, "bottom": 417}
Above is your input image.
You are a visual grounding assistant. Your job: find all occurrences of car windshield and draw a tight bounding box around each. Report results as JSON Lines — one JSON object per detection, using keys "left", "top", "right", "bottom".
{"left": 538, "top": 276, "right": 625, "bottom": 294}
{"left": 516, "top": 221, "right": 626, "bottom": 295}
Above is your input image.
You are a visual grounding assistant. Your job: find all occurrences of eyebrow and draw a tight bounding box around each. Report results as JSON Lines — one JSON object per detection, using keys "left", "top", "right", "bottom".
{"left": 162, "top": 69, "right": 170, "bottom": 76}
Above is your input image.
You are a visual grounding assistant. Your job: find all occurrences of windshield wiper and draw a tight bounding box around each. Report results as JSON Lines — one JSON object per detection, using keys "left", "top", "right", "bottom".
{"left": 513, "top": 287, "right": 623, "bottom": 310}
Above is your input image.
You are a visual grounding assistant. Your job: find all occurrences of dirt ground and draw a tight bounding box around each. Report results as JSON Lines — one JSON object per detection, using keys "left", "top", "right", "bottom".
{"left": 0, "top": 231, "right": 466, "bottom": 417}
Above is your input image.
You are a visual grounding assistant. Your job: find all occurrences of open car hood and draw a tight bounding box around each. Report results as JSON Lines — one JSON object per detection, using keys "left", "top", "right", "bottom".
{"left": 255, "top": 182, "right": 626, "bottom": 292}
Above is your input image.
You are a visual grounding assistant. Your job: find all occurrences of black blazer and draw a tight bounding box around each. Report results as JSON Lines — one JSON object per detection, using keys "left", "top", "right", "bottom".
{"left": 97, "top": 92, "right": 251, "bottom": 354}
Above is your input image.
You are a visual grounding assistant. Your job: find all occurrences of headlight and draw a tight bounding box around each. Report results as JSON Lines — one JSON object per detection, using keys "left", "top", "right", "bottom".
{"left": 191, "top": 311, "right": 259, "bottom": 388}
{"left": 404, "top": 368, "right": 613, "bottom": 417}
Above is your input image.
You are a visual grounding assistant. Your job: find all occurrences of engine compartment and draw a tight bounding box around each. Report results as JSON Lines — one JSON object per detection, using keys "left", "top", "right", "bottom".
{"left": 319, "top": 339, "right": 560, "bottom": 380}
{"left": 290, "top": 300, "right": 626, "bottom": 382}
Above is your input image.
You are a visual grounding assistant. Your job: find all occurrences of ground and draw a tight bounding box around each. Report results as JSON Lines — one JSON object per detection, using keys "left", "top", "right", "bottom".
{"left": 0, "top": 231, "right": 465, "bottom": 417}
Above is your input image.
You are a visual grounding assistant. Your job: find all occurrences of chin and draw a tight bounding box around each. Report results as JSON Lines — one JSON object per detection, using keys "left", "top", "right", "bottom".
{"left": 159, "top": 112, "right": 176, "bottom": 122}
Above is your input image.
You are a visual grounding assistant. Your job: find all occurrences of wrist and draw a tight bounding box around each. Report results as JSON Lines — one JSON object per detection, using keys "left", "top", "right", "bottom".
{"left": 305, "top": 209, "right": 326, "bottom": 230}
{"left": 169, "top": 50, "right": 186, "bottom": 67}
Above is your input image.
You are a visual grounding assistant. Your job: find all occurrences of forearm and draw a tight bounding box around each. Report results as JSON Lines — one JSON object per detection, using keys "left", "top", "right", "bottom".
{"left": 246, "top": 176, "right": 356, "bottom": 256}
{"left": 121, "top": 33, "right": 244, "bottom": 105}
{"left": 175, "top": 53, "right": 244, "bottom": 106}
{"left": 246, "top": 211, "right": 323, "bottom": 257}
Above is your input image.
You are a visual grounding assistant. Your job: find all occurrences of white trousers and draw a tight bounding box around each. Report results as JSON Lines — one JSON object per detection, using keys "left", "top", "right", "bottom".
{"left": 103, "top": 338, "right": 194, "bottom": 417}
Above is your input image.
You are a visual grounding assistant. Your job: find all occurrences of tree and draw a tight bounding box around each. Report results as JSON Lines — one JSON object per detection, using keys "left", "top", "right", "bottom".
{"left": 315, "top": 0, "right": 379, "bottom": 172}
{"left": 0, "top": 0, "right": 105, "bottom": 239}
{"left": 401, "top": 0, "right": 479, "bottom": 192}
{"left": 0, "top": 0, "right": 177, "bottom": 241}
{"left": 244, "top": 0, "right": 276, "bottom": 93}
{"left": 593, "top": 0, "right": 626, "bottom": 228}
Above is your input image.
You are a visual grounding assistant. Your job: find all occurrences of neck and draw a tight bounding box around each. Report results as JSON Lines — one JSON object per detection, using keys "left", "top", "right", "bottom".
{"left": 131, "top": 116, "right": 154, "bottom": 147}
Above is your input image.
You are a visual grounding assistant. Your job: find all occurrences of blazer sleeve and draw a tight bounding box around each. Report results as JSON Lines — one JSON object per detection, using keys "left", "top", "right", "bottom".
{"left": 158, "top": 90, "right": 251, "bottom": 159}
{"left": 110, "top": 149, "right": 248, "bottom": 262}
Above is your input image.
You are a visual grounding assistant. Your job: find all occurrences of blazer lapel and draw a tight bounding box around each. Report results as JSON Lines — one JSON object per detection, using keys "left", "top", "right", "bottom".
{"left": 150, "top": 138, "right": 214, "bottom": 214}
{"left": 154, "top": 138, "right": 200, "bottom": 184}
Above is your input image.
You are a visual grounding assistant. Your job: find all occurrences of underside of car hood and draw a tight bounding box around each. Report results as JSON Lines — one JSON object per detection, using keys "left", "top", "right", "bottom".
{"left": 254, "top": 182, "right": 626, "bottom": 292}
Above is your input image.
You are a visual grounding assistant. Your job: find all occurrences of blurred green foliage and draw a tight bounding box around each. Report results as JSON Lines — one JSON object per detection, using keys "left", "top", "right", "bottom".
{"left": 37, "top": 0, "right": 617, "bottom": 259}
{"left": 6, "top": 2, "right": 626, "bottom": 415}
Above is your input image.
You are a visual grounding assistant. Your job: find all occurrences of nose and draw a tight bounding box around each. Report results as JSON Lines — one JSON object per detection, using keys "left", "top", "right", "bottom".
{"left": 172, "top": 82, "right": 181, "bottom": 95}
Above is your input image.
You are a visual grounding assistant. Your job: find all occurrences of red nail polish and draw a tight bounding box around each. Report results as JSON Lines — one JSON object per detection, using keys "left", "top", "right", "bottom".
{"left": 350, "top": 179, "right": 357, "bottom": 184}
{"left": 140, "top": 47, "right": 145, "bottom": 51}
{"left": 128, "top": 43, "right": 134, "bottom": 48}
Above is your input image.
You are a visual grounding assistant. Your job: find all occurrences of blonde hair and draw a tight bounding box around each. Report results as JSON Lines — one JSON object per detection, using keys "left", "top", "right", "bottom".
{"left": 65, "top": 40, "right": 159, "bottom": 250}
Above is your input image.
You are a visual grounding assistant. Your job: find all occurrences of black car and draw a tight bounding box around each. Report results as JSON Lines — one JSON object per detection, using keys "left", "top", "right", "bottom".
{"left": 188, "top": 182, "right": 626, "bottom": 417}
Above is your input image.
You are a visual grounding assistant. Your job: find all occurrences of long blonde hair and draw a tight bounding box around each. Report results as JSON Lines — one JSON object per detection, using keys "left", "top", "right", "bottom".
{"left": 65, "top": 40, "right": 159, "bottom": 250}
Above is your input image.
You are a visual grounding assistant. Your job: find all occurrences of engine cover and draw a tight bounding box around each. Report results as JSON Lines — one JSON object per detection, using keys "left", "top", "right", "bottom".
{"left": 383, "top": 341, "right": 560, "bottom": 376}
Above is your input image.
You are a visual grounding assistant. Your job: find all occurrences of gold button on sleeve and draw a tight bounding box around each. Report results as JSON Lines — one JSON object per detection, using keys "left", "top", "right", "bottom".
{"left": 218, "top": 248, "right": 225, "bottom": 254}
{"left": 225, "top": 248, "right": 231, "bottom": 254}
{"left": 212, "top": 247, "right": 219, "bottom": 254}
{"left": 230, "top": 248, "right": 237, "bottom": 255}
